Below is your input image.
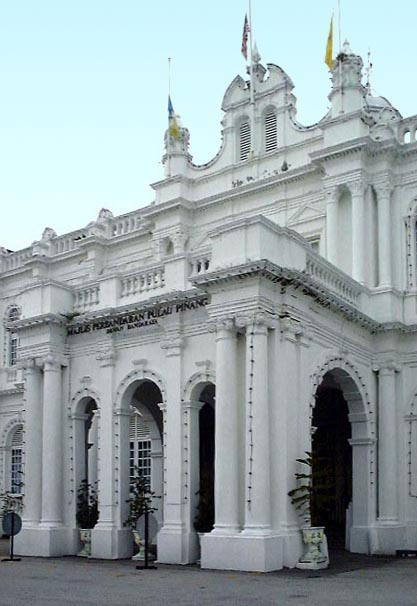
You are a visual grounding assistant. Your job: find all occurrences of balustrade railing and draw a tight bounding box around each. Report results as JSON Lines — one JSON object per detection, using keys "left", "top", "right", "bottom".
{"left": 0, "top": 249, "right": 32, "bottom": 273}
{"left": 74, "top": 286, "right": 100, "bottom": 310}
{"left": 189, "top": 254, "right": 211, "bottom": 276}
{"left": 120, "top": 267, "right": 165, "bottom": 297}
{"left": 305, "top": 254, "right": 362, "bottom": 307}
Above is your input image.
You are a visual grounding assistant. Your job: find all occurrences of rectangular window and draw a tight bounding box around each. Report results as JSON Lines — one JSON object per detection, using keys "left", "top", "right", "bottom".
{"left": 9, "top": 333, "right": 18, "bottom": 367}
{"left": 11, "top": 447, "right": 22, "bottom": 494}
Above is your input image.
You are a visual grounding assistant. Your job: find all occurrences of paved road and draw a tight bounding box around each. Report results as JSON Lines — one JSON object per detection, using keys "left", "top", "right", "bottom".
{"left": 0, "top": 546, "right": 416, "bottom": 606}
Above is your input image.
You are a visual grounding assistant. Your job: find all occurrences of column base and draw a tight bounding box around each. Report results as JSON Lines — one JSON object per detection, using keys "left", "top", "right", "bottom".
{"left": 280, "top": 525, "right": 304, "bottom": 568}
{"left": 201, "top": 532, "right": 284, "bottom": 572}
{"left": 15, "top": 525, "right": 73, "bottom": 557}
{"left": 157, "top": 523, "right": 197, "bottom": 564}
{"left": 91, "top": 524, "right": 132, "bottom": 559}
{"left": 368, "top": 522, "right": 405, "bottom": 555}
{"left": 348, "top": 525, "right": 372, "bottom": 554}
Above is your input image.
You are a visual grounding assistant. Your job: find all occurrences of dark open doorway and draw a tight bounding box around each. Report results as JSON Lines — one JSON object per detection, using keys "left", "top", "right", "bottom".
{"left": 312, "top": 383, "right": 352, "bottom": 548}
{"left": 195, "top": 383, "right": 215, "bottom": 533}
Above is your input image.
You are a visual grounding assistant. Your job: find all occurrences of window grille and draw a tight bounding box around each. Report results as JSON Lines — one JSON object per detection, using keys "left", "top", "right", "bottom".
{"left": 129, "top": 414, "right": 151, "bottom": 489}
{"left": 239, "top": 121, "right": 251, "bottom": 161}
{"left": 9, "top": 333, "right": 18, "bottom": 366}
{"left": 265, "top": 110, "right": 277, "bottom": 152}
{"left": 10, "top": 427, "right": 23, "bottom": 494}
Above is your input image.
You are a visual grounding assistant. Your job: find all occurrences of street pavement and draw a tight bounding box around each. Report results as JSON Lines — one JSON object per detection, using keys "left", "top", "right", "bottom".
{"left": 0, "top": 540, "right": 416, "bottom": 606}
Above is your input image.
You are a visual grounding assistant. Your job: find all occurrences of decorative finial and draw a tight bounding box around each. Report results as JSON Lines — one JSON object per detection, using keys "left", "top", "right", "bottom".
{"left": 252, "top": 41, "right": 261, "bottom": 65}
{"left": 342, "top": 39, "right": 353, "bottom": 55}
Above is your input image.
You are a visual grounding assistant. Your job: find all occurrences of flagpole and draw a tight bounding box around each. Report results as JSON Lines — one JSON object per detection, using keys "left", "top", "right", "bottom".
{"left": 248, "top": 0, "right": 256, "bottom": 156}
{"left": 167, "top": 57, "right": 172, "bottom": 177}
{"left": 338, "top": 0, "right": 344, "bottom": 113}
{"left": 338, "top": 0, "right": 342, "bottom": 52}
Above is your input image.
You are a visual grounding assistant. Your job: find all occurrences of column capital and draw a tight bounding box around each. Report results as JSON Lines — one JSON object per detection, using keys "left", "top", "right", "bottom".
{"left": 42, "top": 354, "right": 66, "bottom": 371}
{"left": 96, "top": 346, "right": 117, "bottom": 367}
{"left": 183, "top": 399, "right": 204, "bottom": 412}
{"left": 373, "top": 180, "right": 393, "bottom": 199}
{"left": 348, "top": 179, "right": 367, "bottom": 197}
{"left": 18, "top": 356, "right": 43, "bottom": 372}
{"left": 324, "top": 186, "right": 339, "bottom": 205}
{"left": 207, "top": 316, "right": 237, "bottom": 336}
{"left": 373, "top": 360, "right": 400, "bottom": 375}
{"left": 160, "top": 332, "right": 185, "bottom": 355}
{"left": 235, "top": 312, "right": 277, "bottom": 332}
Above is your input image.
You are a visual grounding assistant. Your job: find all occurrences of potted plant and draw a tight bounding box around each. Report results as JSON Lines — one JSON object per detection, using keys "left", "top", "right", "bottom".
{"left": 193, "top": 472, "right": 214, "bottom": 563}
{"left": 288, "top": 452, "right": 334, "bottom": 569}
{"left": 124, "top": 468, "right": 158, "bottom": 561}
{"left": 76, "top": 480, "right": 99, "bottom": 557}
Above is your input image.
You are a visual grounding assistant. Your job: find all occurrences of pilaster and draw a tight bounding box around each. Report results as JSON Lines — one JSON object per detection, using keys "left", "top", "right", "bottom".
{"left": 325, "top": 188, "right": 338, "bottom": 265}
{"left": 157, "top": 331, "right": 189, "bottom": 563}
{"left": 374, "top": 181, "right": 393, "bottom": 288}
{"left": 349, "top": 180, "right": 366, "bottom": 284}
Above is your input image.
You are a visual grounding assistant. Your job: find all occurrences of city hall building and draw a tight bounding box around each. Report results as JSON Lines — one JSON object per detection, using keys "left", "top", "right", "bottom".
{"left": 2, "top": 42, "right": 417, "bottom": 572}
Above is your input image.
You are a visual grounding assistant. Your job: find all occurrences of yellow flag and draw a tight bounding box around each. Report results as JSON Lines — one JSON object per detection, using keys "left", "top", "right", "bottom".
{"left": 169, "top": 115, "right": 180, "bottom": 140}
{"left": 325, "top": 15, "right": 333, "bottom": 70}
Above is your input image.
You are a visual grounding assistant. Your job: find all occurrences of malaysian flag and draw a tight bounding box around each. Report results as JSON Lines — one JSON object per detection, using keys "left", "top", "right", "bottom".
{"left": 241, "top": 14, "right": 250, "bottom": 60}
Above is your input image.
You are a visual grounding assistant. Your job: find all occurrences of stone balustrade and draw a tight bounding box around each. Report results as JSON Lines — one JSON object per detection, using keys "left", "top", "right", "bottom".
{"left": 74, "top": 286, "right": 100, "bottom": 310}
{"left": 305, "top": 253, "right": 363, "bottom": 307}
{"left": 111, "top": 212, "right": 143, "bottom": 237}
{"left": 0, "top": 248, "right": 32, "bottom": 273}
{"left": 189, "top": 254, "right": 211, "bottom": 276}
{"left": 120, "top": 267, "right": 165, "bottom": 298}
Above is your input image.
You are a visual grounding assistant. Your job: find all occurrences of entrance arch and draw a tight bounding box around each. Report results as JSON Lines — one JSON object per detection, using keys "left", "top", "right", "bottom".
{"left": 310, "top": 360, "right": 375, "bottom": 554}
{"left": 117, "top": 377, "right": 164, "bottom": 538}
{"left": 190, "top": 382, "right": 215, "bottom": 535}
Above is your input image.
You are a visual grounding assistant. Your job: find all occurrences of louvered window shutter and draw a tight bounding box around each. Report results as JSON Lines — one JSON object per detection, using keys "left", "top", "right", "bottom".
{"left": 239, "top": 121, "right": 251, "bottom": 161}
{"left": 265, "top": 110, "right": 277, "bottom": 152}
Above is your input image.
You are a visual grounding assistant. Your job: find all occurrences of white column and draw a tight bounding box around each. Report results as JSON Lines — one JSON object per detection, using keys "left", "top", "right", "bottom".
{"left": 243, "top": 313, "right": 272, "bottom": 534}
{"left": 326, "top": 188, "right": 339, "bottom": 265}
{"left": 350, "top": 180, "right": 366, "bottom": 284}
{"left": 212, "top": 317, "right": 240, "bottom": 534}
{"left": 375, "top": 183, "right": 393, "bottom": 288}
{"left": 157, "top": 332, "right": 187, "bottom": 563}
{"left": 40, "top": 355, "right": 63, "bottom": 526}
{"left": 377, "top": 364, "right": 398, "bottom": 521}
{"left": 184, "top": 400, "right": 203, "bottom": 563}
{"left": 91, "top": 346, "right": 126, "bottom": 559}
{"left": 22, "top": 358, "right": 43, "bottom": 526}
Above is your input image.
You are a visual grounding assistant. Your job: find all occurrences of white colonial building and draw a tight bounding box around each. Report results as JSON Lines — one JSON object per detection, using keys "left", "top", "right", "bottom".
{"left": 2, "top": 42, "right": 417, "bottom": 571}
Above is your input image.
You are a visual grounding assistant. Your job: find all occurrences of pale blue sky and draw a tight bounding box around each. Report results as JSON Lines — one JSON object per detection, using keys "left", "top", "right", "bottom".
{"left": 1, "top": 1, "right": 416, "bottom": 251}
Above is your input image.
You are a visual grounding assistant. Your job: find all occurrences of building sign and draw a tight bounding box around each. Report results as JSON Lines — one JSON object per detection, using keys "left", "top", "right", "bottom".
{"left": 67, "top": 297, "right": 208, "bottom": 336}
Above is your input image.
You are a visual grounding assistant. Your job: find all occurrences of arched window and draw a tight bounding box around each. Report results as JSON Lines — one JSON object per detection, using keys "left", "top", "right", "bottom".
{"left": 10, "top": 426, "right": 23, "bottom": 494}
{"left": 264, "top": 108, "right": 278, "bottom": 152}
{"left": 4, "top": 306, "right": 21, "bottom": 367}
{"left": 129, "top": 412, "right": 152, "bottom": 489}
{"left": 239, "top": 120, "right": 251, "bottom": 161}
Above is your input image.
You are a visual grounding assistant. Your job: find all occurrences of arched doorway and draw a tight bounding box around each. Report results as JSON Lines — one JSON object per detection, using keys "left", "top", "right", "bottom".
{"left": 195, "top": 383, "right": 215, "bottom": 534}
{"left": 311, "top": 365, "right": 372, "bottom": 554}
{"left": 129, "top": 381, "right": 164, "bottom": 528}
{"left": 72, "top": 395, "right": 98, "bottom": 531}
{"left": 312, "top": 376, "right": 352, "bottom": 547}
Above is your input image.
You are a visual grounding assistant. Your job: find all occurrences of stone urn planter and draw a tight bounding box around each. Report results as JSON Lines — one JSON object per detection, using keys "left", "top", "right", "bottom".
{"left": 78, "top": 528, "right": 92, "bottom": 557}
{"left": 288, "top": 452, "right": 333, "bottom": 570}
{"left": 76, "top": 480, "right": 99, "bottom": 558}
{"left": 296, "top": 526, "right": 328, "bottom": 570}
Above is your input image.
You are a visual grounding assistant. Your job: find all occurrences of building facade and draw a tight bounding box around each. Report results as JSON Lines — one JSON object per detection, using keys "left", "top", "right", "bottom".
{"left": 2, "top": 43, "right": 417, "bottom": 571}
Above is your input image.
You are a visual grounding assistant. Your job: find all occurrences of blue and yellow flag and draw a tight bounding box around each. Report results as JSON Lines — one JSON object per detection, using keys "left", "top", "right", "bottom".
{"left": 168, "top": 95, "right": 180, "bottom": 140}
{"left": 325, "top": 16, "right": 333, "bottom": 70}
